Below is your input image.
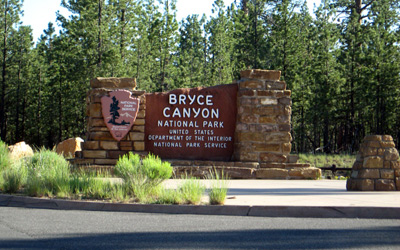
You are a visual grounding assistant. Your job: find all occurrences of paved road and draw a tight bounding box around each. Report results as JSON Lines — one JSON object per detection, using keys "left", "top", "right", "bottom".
{"left": 0, "top": 207, "right": 399, "bottom": 249}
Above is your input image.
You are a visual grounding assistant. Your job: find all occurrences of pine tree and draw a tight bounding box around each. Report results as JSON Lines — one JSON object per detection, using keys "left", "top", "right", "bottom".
{"left": 0, "top": 0, "right": 23, "bottom": 141}
{"left": 176, "top": 14, "right": 207, "bottom": 88}
{"left": 205, "top": 0, "right": 235, "bottom": 85}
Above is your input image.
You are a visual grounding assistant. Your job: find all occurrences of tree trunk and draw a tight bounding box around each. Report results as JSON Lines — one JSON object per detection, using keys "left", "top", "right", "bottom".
{"left": 120, "top": 8, "right": 125, "bottom": 60}
{"left": 97, "top": 0, "right": 103, "bottom": 68}
{"left": 15, "top": 57, "right": 22, "bottom": 142}
{"left": 36, "top": 67, "right": 42, "bottom": 145}
{"left": 0, "top": 1, "right": 8, "bottom": 141}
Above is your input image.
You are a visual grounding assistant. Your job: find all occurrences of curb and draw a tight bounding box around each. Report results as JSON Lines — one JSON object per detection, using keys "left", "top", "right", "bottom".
{"left": 1, "top": 194, "right": 399, "bottom": 219}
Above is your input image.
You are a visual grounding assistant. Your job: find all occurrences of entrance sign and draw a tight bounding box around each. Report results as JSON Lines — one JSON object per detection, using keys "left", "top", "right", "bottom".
{"left": 145, "top": 84, "right": 238, "bottom": 161}
{"left": 101, "top": 90, "right": 139, "bottom": 141}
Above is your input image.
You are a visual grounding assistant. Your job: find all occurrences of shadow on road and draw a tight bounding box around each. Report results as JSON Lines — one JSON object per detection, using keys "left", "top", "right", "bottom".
{"left": 1, "top": 226, "right": 399, "bottom": 249}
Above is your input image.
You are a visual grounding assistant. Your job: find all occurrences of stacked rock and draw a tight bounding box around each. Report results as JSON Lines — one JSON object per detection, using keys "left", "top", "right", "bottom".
{"left": 347, "top": 135, "right": 400, "bottom": 191}
{"left": 74, "top": 78, "right": 146, "bottom": 167}
{"left": 234, "top": 69, "right": 320, "bottom": 179}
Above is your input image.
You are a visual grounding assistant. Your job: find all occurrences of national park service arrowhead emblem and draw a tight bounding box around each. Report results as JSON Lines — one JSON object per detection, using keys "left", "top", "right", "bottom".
{"left": 101, "top": 90, "right": 139, "bottom": 141}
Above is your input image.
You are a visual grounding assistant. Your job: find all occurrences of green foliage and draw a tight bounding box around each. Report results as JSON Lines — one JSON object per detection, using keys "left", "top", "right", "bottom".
{"left": 208, "top": 169, "right": 229, "bottom": 205}
{"left": 178, "top": 178, "right": 206, "bottom": 205}
{"left": 155, "top": 188, "right": 184, "bottom": 205}
{"left": 1, "top": 0, "right": 400, "bottom": 155}
{"left": 25, "top": 149, "right": 71, "bottom": 197}
{"left": 1, "top": 161, "right": 27, "bottom": 194}
{"left": 114, "top": 152, "right": 141, "bottom": 182}
{"left": 115, "top": 153, "right": 173, "bottom": 202}
{"left": 0, "top": 141, "right": 11, "bottom": 172}
{"left": 298, "top": 154, "right": 356, "bottom": 169}
{"left": 141, "top": 154, "right": 173, "bottom": 185}
{"left": 69, "top": 170, "right": 130, "bottom": 202}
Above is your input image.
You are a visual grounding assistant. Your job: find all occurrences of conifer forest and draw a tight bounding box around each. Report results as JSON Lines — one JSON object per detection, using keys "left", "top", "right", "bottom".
{"left": 1, "top": 0, "right": 400, "bottom": 154}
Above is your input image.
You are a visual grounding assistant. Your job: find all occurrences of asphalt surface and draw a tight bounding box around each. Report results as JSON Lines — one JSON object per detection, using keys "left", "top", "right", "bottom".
{"left": 1, "top": 206, "right": 399, "bottom": 249}
{"left": 0, "top": 180, "right": 400, "bottom": 219}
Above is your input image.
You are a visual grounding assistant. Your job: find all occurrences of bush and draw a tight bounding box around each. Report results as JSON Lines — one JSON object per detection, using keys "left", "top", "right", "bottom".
{"left": 178, "top": 178, "right": 205, "bottom": 205}
{"left": 25, "top": 149, "right": 71, "bottom": 197}
{"left": 114, "top": 152, "right": 141, "bottom": 182}
{"left": 298, "top": 154, "right": 355, "bottom": 169}
{"left": 208, "top": 170, "right": 229, "bottom": 205}
{"left": 155, "top": 188, "right": 184, "bottom": 205}
{"left": 115, "top": 153, "right": 172, "bottom": 201}
{"left": 0, "top": 140, "right": 11, "bottom": 172}
{"left": 2, "top": 161, "right": 27, "bottom": 194}
{"left": 141, "top": 154, "right": 173, "bottom": 186}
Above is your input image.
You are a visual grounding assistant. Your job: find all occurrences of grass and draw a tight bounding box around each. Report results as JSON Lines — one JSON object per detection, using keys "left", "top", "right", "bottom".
{"left": 298, "top": 153, "right": 355, "bottom": 179}
{"left": 2, "top": 161, "right": 27, "bottom": 194}
{"left": 178, "top": 178, "right": 206, "bottom": 205}
{"left": 298, "top": 153, "right": 355, "bottom": 169}
{"left": 0, "top": 145, "right": 227, "bottom": 205}
{"left": 114, "top": 152, "right": 173, "bottom": 203}
{"left": 25, "top": 149, "right": 71, "bottom": 197}
{"left": 208, "top": 169, "right": 229, "bottom": 205}
{"left": 0, "top": 140, "right": 11, "bottom": 172}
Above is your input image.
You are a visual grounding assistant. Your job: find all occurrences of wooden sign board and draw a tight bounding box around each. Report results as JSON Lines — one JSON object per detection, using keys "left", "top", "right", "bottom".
{"left": 145, "top": 84, "right": 238, "bottom": 161}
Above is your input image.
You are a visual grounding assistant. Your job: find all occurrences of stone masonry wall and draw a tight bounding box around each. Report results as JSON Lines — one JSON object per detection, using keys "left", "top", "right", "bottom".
{"left": 234, "top": 69, "right": 320, "bottom": 179}
{"left": 347, "top": 135, "right": 400, "bottom": 191}
{"left": 76, "top": 71, "right": 321, "bottom": 179}
{"left": 74, "top": 78, "right": 146, "bottom": 167}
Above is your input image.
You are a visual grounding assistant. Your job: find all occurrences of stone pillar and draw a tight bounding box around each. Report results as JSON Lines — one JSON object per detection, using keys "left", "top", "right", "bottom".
{"left": 235, "top": 69, "right": 292, "bottom": 163}
{"left": 74, "top": 78, "right": 146, "bottom": 167}
{"left": 347, "top": 135, "right": 400, "bottom": 191}
{"left": 234, "top": 69, "right": 320, "bottom": 179}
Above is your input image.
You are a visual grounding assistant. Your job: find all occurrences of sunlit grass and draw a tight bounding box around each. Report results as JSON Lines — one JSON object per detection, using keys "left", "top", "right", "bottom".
{"left": 298, "top": 154, "right": 355, "bottom": 169}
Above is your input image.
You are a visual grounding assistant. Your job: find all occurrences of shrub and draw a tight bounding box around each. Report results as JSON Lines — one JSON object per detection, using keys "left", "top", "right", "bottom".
{"left": 83, "top": 178, "right": 113, "bottom": 200}
{"left": 25, "top": 149, "right": 71, "bottom": 197}
{"left": 208, "top": 169, "right": 229, "bottom": 205}
{"left": 178, "top": 178, "right": 205, "bottom": 205}
{"left": 114, "top": 152, "right": 141, "bottom": 182}
{"left": 155, "top": 188, "right": 184, "bottom": 205}
{"left": 2, "top": 161, "right": 27, "bottom": 193}
{"left": 298, "top": 154, "right": 355, "bottom": 169}
{"left": 0, "top": 140, "right": 11, "bottom": 172}
{"left": 115, "top": 153, "right": 173, "bottom": 201}
{"left": 141, "top": 154, "right": 173, "bottom": 186}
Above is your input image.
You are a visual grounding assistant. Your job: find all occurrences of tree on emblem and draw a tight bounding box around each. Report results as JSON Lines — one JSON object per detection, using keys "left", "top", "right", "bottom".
{"left": 108, "top": 96, "right": 130, "bottom": 126}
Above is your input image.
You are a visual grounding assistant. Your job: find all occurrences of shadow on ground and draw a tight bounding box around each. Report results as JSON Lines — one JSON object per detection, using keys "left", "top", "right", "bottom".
{"left": 1, "top": 227, "right": 399, "bottom": 249}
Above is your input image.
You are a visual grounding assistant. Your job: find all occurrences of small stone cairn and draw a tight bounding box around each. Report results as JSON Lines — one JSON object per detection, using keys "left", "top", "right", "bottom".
{"left": 347, "top": 135, "right": 400, "bottom": 191}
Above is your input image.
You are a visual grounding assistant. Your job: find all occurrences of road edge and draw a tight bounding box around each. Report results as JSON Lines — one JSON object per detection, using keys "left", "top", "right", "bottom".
{"left": 1, "top": 194, "right": 399, "bottom": 219}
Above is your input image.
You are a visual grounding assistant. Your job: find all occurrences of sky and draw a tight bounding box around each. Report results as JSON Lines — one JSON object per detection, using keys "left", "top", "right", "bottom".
{"left": 21, "top": 0, "right": 320, "bottom": 43}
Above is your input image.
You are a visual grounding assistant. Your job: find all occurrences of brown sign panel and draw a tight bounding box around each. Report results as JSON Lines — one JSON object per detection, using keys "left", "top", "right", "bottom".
{"left": 145, "top": 84, "right": 238, "bottom": 161}
{"left": 101, "top": 90, "right": 139, "bottom": 141}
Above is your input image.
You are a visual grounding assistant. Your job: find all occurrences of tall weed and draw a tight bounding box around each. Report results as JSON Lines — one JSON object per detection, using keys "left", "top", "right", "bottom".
{"left": 298, "top": 154, "right": 355, "bottom": 168}
{"left": 178, "top": 178, "right": 205, "bottom": 205}
{"left": 208, "top": 169, "right": 229, "bottom": 205}
{"left": 115, "top": 153, "right": 173, "bottom": 201}
{"left": 2, "top": 160, "right": 27, "bottom": 193}
{"left": 0, "top": 140, "right": 11, "bottom": 172}
{"left": 25, "top": 149, "right": 71, "bottom": 197}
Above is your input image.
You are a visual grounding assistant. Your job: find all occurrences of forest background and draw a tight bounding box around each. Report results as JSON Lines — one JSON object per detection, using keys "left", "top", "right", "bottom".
{"left": 0, "top": 0, "right": 399, "bottom": 154}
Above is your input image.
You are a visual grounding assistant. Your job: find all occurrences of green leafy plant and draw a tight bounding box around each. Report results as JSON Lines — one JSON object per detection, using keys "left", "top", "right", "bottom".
{"left": 0, "top": 140, "right": 11, "bottom": 172}
{"left": 25, "top": 149, "right": 71, "bottom": 197}
{"left": 298, "top": 154, "right": 355, "bottom": 169}
{"left": 155, "top": 188, "right": 184, "bottom": 205}
{"left": 2, "top": 161, "right": 27, "bottom": 194}
{"left": 141, "top": 154, "right": 173, "bottom": 186}
{"left": 115, "top": 153, "right": 173, "bottom": 202}
{"left": 178, "top": 178, "right": 205, "bottom": 205}
{"left": 208, "top": 169, "right": 229, "bottom": 205}
{"left": 114, "top": 152, "right": 141, "bottom": 182}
